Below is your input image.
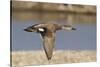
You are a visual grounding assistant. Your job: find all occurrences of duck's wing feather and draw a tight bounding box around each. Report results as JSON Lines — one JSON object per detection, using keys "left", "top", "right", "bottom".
{"left": 41, "top": 32, "right": 55, "bottom": 60}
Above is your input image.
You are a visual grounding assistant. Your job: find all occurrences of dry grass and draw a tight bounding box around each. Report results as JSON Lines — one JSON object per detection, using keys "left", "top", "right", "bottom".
{"left": 11, "top": 50, "right": 96, "bottom": 66}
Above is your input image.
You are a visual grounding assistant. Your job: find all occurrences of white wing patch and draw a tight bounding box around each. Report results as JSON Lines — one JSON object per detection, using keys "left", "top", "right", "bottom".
{"left": 38, "top": 28, "right": 44, "bottom": 32}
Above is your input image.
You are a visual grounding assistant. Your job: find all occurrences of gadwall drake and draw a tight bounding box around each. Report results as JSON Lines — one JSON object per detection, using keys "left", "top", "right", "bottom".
{"left": 24, "top": 22, "right": 76, "bottom": 60}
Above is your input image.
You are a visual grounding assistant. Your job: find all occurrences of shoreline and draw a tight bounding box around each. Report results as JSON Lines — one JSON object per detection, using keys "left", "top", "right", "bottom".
{"left": 11, "top": 50, "right": 96, "bottom": 66}
{"left": 12, "top": 1, "right": 96, "bottom": 15}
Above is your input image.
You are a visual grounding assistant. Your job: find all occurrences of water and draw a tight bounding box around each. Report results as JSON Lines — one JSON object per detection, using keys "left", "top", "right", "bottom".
{"left": 12, "top": 11, "right": 96, "bottom": 51}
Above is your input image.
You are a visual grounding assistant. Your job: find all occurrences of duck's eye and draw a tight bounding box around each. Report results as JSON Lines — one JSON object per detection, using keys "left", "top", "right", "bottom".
{"left": 38, "top": 28, "right": 45, "bottom": 32}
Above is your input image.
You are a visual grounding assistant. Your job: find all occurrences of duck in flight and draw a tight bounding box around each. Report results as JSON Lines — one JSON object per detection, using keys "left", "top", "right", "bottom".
{"left": 24, "top": 22, "right": 76, "bottom": 60}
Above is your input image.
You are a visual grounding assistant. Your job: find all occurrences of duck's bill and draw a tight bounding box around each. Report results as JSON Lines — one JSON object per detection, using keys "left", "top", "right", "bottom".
{"left": 24, "top": 27, "right": 36, "bottom": 32}
{"left": 72, "top": 28, "right": 76, "bottom": 30}
{"left": 24, "top": 29, "right": 33, "bottom": 32}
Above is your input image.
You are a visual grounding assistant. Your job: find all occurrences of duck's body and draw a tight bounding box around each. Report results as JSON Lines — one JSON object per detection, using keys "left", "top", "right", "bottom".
{"left": 24, "top": 22, "right": 76, "bottom": 60}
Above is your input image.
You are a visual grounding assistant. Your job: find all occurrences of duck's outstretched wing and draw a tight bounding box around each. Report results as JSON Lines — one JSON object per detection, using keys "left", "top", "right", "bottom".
{"left": 41, "top": 32, "right": 55, "bottom": 60}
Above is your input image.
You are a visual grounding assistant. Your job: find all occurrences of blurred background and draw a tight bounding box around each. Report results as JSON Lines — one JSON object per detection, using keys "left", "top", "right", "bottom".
{"left": 11, "top": 1, "right": 96, "bottom": 51}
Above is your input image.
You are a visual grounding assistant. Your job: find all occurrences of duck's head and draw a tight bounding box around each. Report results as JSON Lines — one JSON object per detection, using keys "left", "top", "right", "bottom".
{"left": 62, "top": 25, "right": 76, "bottom": 31}
{"left": 24, "top": 25, "right": 47, "bottom": 33}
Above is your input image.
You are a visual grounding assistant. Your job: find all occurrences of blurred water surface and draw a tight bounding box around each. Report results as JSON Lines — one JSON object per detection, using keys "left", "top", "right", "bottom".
{"left": 12, "top": 11, "right": 96, "bottom": 51}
